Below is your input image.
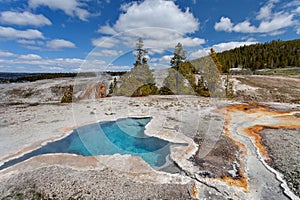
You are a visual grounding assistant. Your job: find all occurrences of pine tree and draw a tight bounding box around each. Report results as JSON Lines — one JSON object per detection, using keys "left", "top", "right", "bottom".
{"left": 170, "top": 43, "right": 187, "bottom": 94}
{"left": 134, "top": 38, "right": 148, "bottom": 66}
{"left": 224, "top": 74, "right": 234, "bottom": 99}
{"left": 117, "top": 38, "right": 157, "bottom": 97}
{"left": 210, "top": 48, "right": 223, "bottom": 74}
{"left": 160, "top": 43, "right": 195, "bottom": 95}
{"left": 171, "top": 43, "right": 187, "bottom": 69}
{"left": 61, "top": 85, "right": 74, "bottom": 103}
{"left": 108, "top": 82, "right": 114, "bottom": 96}
{"left": 162, "top": 68, "right": 193, "bottom": 95}
{"left": 107, "top": 77, "right": 118, "bottom": 97}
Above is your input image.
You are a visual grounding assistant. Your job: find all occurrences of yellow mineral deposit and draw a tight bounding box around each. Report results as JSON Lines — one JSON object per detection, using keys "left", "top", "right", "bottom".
{"left": 192, "top": 182, "right": 199, "bottom": 200}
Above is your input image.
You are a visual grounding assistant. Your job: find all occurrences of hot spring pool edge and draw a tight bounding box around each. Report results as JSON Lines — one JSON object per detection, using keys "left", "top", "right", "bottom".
{"left": 0, "top": 115, "right": 190, "bottom": 172}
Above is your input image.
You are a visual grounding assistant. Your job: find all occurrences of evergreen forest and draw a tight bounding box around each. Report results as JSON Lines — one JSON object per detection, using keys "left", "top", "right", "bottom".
{"left": 216, "top": 39, "right": 300, "bottom": 72}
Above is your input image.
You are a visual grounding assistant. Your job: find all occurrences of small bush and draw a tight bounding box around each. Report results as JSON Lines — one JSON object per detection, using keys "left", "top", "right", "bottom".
{"left": 61, "top": 85, "right": 74, "bottom": 103}
{"left": 158, "top": 86, "right": 175, "bottom": 95}
{"left": 131, "top": 85, "right": 149, "bottom": 97}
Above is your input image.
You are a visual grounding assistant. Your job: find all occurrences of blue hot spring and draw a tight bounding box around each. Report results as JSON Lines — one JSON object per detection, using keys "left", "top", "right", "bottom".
{"left": 0, "top": 117, "right": 172, "bottom": 170}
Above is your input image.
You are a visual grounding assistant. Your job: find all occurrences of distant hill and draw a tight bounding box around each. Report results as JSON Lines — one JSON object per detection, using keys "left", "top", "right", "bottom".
{"left": 216, "top": 39, "right": 300, "bottom": 72}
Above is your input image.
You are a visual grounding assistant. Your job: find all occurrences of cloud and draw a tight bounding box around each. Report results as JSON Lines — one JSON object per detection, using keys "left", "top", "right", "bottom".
{"left": 190, "top": 41, "right": 257, "bottom": 59}
{"left": 0, "top": 50, "right": 15, "bottom": 57}
{"left": 19, "top": 54, "right": 42, "bottom": 60}
{"left": 214, "top": 17, "right": 233, "bottom": 32}
{"left": 16, "top": 39, "right": 75, "bottom": 50}
{"left": 29, "top": 0, "right": 90, "bottom": 21}
{"left": 0, "top": 11, "right": 51, "bottom": 26}
{"left": 92, "top": 37, "right": 119, "bottom": 48}
{"left": 0, "top": 26, "right": 44, "bottom": 39}
{"left": 46, "top": 39, "right": 76, "bottom": 49}
{"left": 215, "top": 14, "right": 294, "bottom": 34}
{"left": 215, "top": 17, "right": 258, "bottom": 33}
{"left": 97, "top": 25, "right": 117, "bottom": 35}
{"left": 17, "top": 39, "right": 37, "bottom": 45}
{"left": 257, "top": 13, "right": 294, "bottom": 33}
{"left": 232, "top": 21, "right": 257, "bottom": 33}
{"left": 109, "top": 0, "right": 199, "bottom": 34}
{"left": 256, "top": 1, "right": 276, "bottom": 20}
{"left": 211, "top": 41, "right": 257, "bottom": 52}
{"left": 102, "top": 64, "right": 131, "bottom": 72}
{"left": 214, "top": 0, "right": 297, "bottom": 35}
{"left": 89, "top": 50, "right": 122, "bottom": 57}
{"left": 142, "top": 33, "right": 205, "bottom": 49}
{"left": 285, "top": 0, "right": 300, "bottom": 8}
{"left": 150, "top": 55, "right": 172, "bottom": 64}
{"left": 0, "top": 54, "right": 107, "bottom": 72}
{"left": 283, "top": 0, "right": 300, "bottom": 34}
{"left": 190, "top": 49, "right": 209, "bottom": 59}
{"left": 94, "top": 0, "right": 203, "bottom": 50}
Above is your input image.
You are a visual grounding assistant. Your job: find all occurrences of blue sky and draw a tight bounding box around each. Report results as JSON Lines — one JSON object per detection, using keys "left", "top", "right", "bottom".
{"left": 0, "top": 0, "right": 299, "bottom": 72}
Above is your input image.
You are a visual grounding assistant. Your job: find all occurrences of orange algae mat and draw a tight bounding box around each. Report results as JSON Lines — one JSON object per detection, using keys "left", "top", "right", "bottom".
{"left": 215, "top": 104, "right": 300, "bottom": 191}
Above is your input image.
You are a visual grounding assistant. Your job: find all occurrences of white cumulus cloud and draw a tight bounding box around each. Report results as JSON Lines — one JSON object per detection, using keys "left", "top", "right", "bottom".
{"left": 211, "top": 41, "right": 257, "bottom": 52}
{"left": 0, "top": 26, "right": 44, "bottom": 39}
{"left": 150, "top": 55, "right": 172, "bottom": 64}
{"left": 0, "top": 55, "right": 107, "bottom": 72}
{"left": 19, "top": 54, "right": 42, "bottom": 60}
{"left": 256, "top": 1, "right": 276, "bottom": 20}
{"left": 29, "top": 0, "right": 91, "bottom": 21}
{"left": 257, "top": 13, "right": 294, "bottom": 33}
{"left": 46, "top": 39, "right": 76, "bottom": 49}
{"left": 97, "top": 25, "right": 117, "bottom": 35}
{"left": 110, "top": 0, "right": 199, "bottom": 34}
{"left": 92, "top": 37, "right": 119, "bottom": 48}
{"left": 190, "top": 41, "right": 257, "bottom": 59}
{"left": 94, "top": 0, "right": 204, "bottom": 50}
{"left": 214, "top": 17, "right": 233, "bottom": 32}
{"left": 0, "top": 50, "right": 15, "bottom": 57}
{"left": 214, "top": 0, "right": 297, "bottom": 35}
{"left": 89, "top": 50, "right": 122, "bottom": 57}
{"left": 233, "top": 21, "right": 257, "bottom": 33}
{"left": 17, "top": 39, "right": 37, "bottom": 45}
{"left": 0, "top": 11, "right": 51, "bottom": 26}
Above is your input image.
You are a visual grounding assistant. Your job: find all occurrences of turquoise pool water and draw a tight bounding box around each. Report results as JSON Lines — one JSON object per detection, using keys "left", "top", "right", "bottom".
{"left": 0, "top": 117, "right": 172, "bottom": 170}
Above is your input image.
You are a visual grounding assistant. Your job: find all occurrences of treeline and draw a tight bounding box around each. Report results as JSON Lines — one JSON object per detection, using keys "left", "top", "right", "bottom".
{"left": 0, "top": 73, "right": 77, "bottom": 83}
{"left": 106, "top": 71, "right": 127, "bottom": 76}
{"left": 216, "top": 39, "right": 300, "bottom": 72}
{"left": 0, "top": 71, "right": 127, "bottom": 83}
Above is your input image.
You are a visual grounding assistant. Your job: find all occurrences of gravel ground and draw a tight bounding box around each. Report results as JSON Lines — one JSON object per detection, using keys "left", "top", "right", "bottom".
{"left": 0, "top": 166, "right": 195, "bottom": 200}
{"left": 191, "top": 135, "right": 240, "bottom": 178}
{"left": 260, "top": 128, "right": 300, "bottom": 197}
{"left": 233, "top": 75, "right": 300, "bottom": 103}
